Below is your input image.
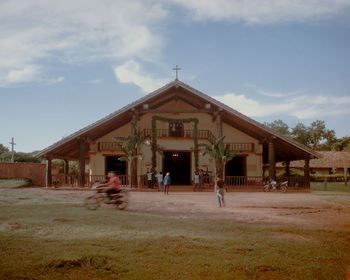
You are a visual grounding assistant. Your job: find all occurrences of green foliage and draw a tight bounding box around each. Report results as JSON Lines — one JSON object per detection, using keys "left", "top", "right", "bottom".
{"left": 0, "top": 151, "right": 42, "bottom": 163}
{"left": 113, "top": 126, "right": 149, "bottom": 162}
{"left": 0, "top": 143, "right": 43, "bottom": 163}
{"left": 264, "top": 119, "right": 291, "bottom": 137}
{"left": 0, "top": 178, "right": 32, "bottom": 188}
{"left": 265, "top": 120, "right": 337, "bottom": 150}
{"left": 199, "top": 134, "right": 237, "bottom": 177}
{"left": 0, "top": 144, "right": 9, "bottom": 154}
{"left": 331, "top": 136, "right": 350, "bottom": 151}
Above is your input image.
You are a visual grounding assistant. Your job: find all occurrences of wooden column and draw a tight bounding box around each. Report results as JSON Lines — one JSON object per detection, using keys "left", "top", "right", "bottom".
{"left": 285, "top": 161, "right": 290, "bottom": 177}
{"left": 268, "top": 140, "right": 276, "bottom": 180}
{"left": 64, "top": 159, "right": 69, "bottom": 184}
{"left": 78, "top": 137, "right": 86, "bottom": 187}
{"left": 216, "top": 110, "right": 223, "bottom": 140}
{"left": 131, "top": 109, "right": 138, "bottom": 187}
{"left": 304, "top": 157, "right": 310, "bottom": 188}
{"left": 46, "top": 158, "right": 52, "bottom": 187}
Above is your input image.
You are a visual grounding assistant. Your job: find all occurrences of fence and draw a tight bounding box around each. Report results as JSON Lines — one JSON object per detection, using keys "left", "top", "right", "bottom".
{"left": 49, "top": 174, "right": 308, "bottom": 189}
{"left": 0, "top": 162, "right": 46, "bottom": 186}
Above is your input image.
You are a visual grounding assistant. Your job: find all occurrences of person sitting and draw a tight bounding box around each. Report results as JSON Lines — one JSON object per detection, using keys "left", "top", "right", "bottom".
{"left": 98, "top": 171, "right": 121, "bottom": 201}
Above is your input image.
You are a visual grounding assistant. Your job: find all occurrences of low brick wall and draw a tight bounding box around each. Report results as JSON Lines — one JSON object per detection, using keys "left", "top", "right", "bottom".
{"left": 0, "top": 162, "right": 46, "bottom": 187}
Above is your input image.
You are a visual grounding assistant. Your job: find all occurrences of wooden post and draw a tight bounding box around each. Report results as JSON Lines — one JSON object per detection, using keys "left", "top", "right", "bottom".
{"left": 216, "top": 110, "right": 223, "bottom": 140}
{"left": 268, "top": 140, "right": 276, "bottom": 181}
{"left": 78, "top": 137, "right": 86, "bottom": 187}
{"left": 46, "top": 158, "right": 52, "bottom": 187}
{"left": 215, "top": 110, "right": 224, "bottom": 178}
{"left": 64, "top": 159, "right": 69, "bottom": 184}
{"left": 304, "top": 157, "right": 310, "bottom": 188}
{"left": 131, "top": 110, "right": 138, "bottom": 188}
{"left": 285, "top": 161, "right": 290, "bottom": 177}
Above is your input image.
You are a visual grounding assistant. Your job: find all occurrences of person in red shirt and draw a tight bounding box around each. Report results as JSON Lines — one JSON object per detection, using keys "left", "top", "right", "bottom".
{"left": 99, "top": 171, "right": 121, "bottom": 200}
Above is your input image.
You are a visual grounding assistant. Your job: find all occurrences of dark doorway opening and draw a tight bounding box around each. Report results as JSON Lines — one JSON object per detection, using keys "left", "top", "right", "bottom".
{"left": 163, "top": 151, "right": 191, "bottom": 185}
{"left": 225, "top": 156, "right": 246, "bottom": 176}
{"left": 105, "top": 156, "right": 127, "bottom": 175}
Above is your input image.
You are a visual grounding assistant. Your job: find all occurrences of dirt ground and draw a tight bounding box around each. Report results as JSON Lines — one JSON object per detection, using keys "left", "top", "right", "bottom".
{"left": 2, "top": 187, "right": 350, "bottom": 230}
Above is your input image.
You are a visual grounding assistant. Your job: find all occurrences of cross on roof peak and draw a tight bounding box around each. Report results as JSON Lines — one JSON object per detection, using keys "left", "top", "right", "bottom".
{"left": 172, "top": 65, "right": 181, "bottom": 80}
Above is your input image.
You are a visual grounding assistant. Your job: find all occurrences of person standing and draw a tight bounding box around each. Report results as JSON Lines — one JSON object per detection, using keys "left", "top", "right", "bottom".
{"left": 216, "top": 177, "right": 225, "bottom": 207}
{"left": 193, "top": 172, "right": 200, "bottom": 191}
{"left": 156, "top": 171, "right": 163, "bottom": 192}
{"left": 199, "top": 169, "right": 204, "bottom": 190}
{"left": 146, "top": 169, "right": 153, "bottom": 189}
{"left": 163, "top": 172, "right": 171, "bottom": 195}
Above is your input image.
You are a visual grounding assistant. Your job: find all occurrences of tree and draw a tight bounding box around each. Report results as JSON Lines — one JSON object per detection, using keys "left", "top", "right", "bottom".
{"left": 198, "top": 135, "right": 237, "bottom": 179}
{"left": 0, "top": 144, "right": 9, "bottom": 154}
{"left": 291, "top": 122, "right": 310, "bottom": 147}
{"left": 114, "top": 127, "right": 148, "bottom": 187}
{"left": 308, "top": 120, "right": 336, "bottom": 150}
{"left": 264, "top": 119, "right": 291, "bottom": 137}
{"left": 331, "top": 136, "right": 350, "bottom": 151}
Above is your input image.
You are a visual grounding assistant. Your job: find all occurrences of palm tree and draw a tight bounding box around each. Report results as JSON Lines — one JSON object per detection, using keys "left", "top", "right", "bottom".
{"left": 114, "top": 127, "right": 148, "bottom": 188}
{"left": 198, "top": 134, "right": 237, "bottom": 180}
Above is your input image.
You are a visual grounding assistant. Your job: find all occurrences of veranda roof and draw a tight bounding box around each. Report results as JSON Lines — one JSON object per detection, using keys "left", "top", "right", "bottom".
{"left": 36, "top": 79, "right": 319, "bottom": 162}
{"left": 277, "top": 151, "right": 350, "bottom": 169}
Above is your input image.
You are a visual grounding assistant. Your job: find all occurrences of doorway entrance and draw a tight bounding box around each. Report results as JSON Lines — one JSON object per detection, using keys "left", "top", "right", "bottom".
{"left": 163, "top": 151, "right": 191, "bottom": 185}
{"left": 225, "top": 156, "right": 246, "bottom": 176}
{"left": 105, "top": 156, "right": 127, "bottom": 175}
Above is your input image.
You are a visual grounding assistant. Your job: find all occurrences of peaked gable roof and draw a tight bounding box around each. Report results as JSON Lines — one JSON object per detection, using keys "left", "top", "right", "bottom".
{"left": 36, "top": 79, "right": 319, "bottom": 161}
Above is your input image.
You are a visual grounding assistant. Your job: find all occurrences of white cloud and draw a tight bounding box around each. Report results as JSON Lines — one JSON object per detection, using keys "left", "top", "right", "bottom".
{"left": 171, "top": 0, "right": 350, "bottom": 24}
{"left": 214, "top": 91, "right": 350, "bottom": 120}
{"left": 88, "top": 79, "right": 102, "bottom": 85}
{"left": 4, "top": 65, "right": 40, "bottom": 84}
{"left": 114, "top": 60, "right": 169, "bottom": 92}
{"left": 0, "top": 0, "right": 167, "bottom": 87}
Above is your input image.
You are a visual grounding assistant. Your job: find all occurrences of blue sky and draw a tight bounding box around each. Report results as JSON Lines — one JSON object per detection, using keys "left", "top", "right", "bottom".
{"left": 1, "top": 0, "right": 350, "bottom": 153}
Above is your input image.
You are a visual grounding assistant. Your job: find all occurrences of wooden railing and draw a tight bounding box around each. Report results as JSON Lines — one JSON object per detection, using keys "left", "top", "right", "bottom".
{"left": 226, "top": 143, "right": 254, "bottom": 152}
{"left": 141, "top": 128, "right": 216, "bottom": 141}
{"left": 98, "top": 142, "right": 124, "bottom": 151}
{"left": 50, "top": 174, "right": 307, "bottom": 189}
{"left": 51, "top": 174, "right": 144, "bottom": 188}
{"left": 225, "top": 176, "right": 263, "bottom": 186}
{"left": 97, "top": 129, "right": 254, "bottom": 152}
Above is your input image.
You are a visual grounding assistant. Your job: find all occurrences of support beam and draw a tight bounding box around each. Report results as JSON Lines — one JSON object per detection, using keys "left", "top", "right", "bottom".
{"left": 268, "top": 140, "right": 276, "bottom": 180}
{"left": 78, "top": 138, "right": 86, "bottom": 187}
{"left": 46, "top": 158, "right": 52, "bottom": 187}
{"left": 131, "top": 110, "right": 138, "bottom": 188}
{"left": 216, "top": 110, "right": 223, "bottom": 140}
{"left": 304, "top": 157, "right": 310, "bottom": 188}
{"left": 285, "top": 161, "right": 290, "bottom": 177}
{"left": 64, "top": 159, "right": 69, "bottom": 184}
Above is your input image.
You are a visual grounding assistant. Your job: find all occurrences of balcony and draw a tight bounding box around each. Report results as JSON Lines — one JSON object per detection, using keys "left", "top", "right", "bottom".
{"left": 141, "top": 128, "right": 216, "bottom": 141}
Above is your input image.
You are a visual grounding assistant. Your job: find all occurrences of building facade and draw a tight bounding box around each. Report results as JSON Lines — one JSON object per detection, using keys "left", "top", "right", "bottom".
{"left": 37, "top": 80, "right": 318, "bottom": 187}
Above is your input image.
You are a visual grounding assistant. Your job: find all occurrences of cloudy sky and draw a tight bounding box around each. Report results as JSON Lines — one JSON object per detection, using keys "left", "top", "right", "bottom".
{"left": 1, "top": 0, "right": 350, "bottom": 152}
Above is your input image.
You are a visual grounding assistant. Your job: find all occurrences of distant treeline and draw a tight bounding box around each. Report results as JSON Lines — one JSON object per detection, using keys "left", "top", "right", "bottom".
{"left": 264, "top": 119, "right": 350, "bottom": 151}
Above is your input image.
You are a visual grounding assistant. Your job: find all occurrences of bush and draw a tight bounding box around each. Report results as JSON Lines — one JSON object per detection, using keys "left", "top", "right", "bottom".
{"left": 310, "top": 174, "right": 350, "bottom": 182}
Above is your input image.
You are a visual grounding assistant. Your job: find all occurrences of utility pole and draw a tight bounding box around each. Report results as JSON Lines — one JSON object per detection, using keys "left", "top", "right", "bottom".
{"left": 9, "top": 137, "right": 16, "bottom": 163}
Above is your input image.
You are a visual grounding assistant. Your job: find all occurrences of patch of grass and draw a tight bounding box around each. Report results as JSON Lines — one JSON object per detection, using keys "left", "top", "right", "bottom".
{"left": 311, "top": 181, "right": 349, "bottom": 192}
{"left": 0, "top": 178, "right": 32, "bottom": 188}
{"left": 0, "top": 190, "right": 349, "bottom": 279}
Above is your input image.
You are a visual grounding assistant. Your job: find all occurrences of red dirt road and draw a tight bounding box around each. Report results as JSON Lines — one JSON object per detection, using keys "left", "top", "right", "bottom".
{"left": 3, "top": 187, "right": 349, "bottom": 230}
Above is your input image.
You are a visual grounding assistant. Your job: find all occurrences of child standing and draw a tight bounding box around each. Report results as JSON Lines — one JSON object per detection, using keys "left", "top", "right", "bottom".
{"left": 163, "top": 172, "right": 171, "bottom": 195}
{"left": 156, "top": 171, "right": 163, "bottom": 192}
{"left": 216, "top": 177, "right": 225, "bottom": 207}
{"left": 193, "top": 172, "right": 200, "bottom": 191}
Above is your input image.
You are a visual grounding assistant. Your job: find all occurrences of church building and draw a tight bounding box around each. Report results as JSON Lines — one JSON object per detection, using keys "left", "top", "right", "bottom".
{"left": 37, "top": 79, "right": 318, "bottom": 188}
